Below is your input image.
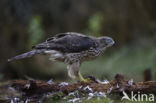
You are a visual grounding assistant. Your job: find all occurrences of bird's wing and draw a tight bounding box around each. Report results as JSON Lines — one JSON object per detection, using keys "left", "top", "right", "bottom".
{"left": 33, "top": 32, "right": 96, "bottom": 53}
{"left": 46, "top": 33, "right": 68, "bottom": 42}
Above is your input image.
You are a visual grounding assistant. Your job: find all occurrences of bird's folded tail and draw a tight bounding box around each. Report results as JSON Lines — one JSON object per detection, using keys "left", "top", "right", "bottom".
{"left": 8, "top": 49, "right": 45, "bottom": 62}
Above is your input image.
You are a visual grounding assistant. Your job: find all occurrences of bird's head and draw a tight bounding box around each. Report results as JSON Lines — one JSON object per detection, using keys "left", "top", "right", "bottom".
{"left": 98, "top": 36, "right": 115, "bottom": 48}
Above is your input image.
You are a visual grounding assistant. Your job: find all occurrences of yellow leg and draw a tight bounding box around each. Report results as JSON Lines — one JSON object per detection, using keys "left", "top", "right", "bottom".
{"left": 78, "top": 72, "right": 91, "bottom": 82}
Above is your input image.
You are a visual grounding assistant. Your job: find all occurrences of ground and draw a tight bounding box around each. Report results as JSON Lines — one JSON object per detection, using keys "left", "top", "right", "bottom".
{"left": 0, "top": 74, "right": 156, "bottom": 103}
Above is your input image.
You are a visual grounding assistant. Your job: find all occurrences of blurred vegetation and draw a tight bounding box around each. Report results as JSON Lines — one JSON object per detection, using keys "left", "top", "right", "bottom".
{"left": 87, "top": 12, "right": 104, "bottom": 36}
{"left": 0, "top": 0, "right": 156, "bottom": 82}
{"left": 28, "top": 16, "right": 44, "bottom": 46}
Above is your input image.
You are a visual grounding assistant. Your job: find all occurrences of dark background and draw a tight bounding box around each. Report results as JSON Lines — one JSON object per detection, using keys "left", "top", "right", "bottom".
{"left": 0, "top": 0, "right": 156, "bottom": 81}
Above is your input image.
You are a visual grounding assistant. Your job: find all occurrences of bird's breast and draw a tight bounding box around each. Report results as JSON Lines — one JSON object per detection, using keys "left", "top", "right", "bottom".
{"left": 64, "top": 48, "right": 102, "bottom": 64}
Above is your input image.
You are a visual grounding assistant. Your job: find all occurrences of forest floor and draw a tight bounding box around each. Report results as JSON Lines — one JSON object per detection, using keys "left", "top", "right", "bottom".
{"left": 0, "top": 74, "right": 156, "bottom": 103}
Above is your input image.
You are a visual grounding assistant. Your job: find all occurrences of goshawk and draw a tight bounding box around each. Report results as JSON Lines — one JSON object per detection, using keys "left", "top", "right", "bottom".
{"left": 8, "top": 32, "right": 115, "bottom": 82}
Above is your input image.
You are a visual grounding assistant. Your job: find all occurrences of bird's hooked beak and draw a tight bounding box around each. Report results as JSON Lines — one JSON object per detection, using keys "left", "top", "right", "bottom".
{"left": 107, "top": 37, "right": 115, "bottom": 47}
{"left": 99, "top": 36, "right": 115, "bottom": 47}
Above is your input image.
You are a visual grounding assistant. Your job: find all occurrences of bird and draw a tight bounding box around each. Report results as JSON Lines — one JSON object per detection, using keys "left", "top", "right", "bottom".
{"left": 8, "top": 32, "right": 115, "bottom": 82}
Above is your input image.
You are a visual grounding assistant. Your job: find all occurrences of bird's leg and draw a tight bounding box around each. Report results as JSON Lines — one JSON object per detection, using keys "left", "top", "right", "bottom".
{"left": 78, "top": 72, "right": 91, "bottom": 82}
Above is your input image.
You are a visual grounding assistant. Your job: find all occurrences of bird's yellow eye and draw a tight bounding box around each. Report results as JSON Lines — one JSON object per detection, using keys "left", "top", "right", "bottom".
{"left": 105, "top": 39, "right": 109, "bottom": 43}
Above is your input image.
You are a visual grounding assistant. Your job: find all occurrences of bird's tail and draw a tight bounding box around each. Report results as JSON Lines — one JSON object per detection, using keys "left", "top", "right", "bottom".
{"left": 8, "top": 49, "right": 45, "bottom": 62}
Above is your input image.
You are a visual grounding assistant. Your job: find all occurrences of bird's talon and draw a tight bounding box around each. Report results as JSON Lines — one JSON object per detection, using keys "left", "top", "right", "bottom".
{"left": 80, "top": 78, "right": 92, "bottom": 82}
{"left": 78, "top": 72, "right": 92, "bottom": 82}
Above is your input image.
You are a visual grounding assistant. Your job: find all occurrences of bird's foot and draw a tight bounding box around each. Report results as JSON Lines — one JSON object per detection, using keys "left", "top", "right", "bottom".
{"left": 78, "top": 72, "right": 92, "bottom": 82}
{"left": 87, "top": 75, "right": 98, "bottom": 83}
{"left": 80, "top": 77, "right": 92, "bottom": 82}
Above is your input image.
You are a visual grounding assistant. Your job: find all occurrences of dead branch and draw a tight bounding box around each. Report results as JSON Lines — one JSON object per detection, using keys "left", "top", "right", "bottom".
{"left": 11, "top": 74, "right": 156, "bottom": 96}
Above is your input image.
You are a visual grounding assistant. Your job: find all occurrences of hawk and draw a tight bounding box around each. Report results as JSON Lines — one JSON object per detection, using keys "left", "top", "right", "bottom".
{"left": 8, "top": 32, "right": 115, "bottom": 82}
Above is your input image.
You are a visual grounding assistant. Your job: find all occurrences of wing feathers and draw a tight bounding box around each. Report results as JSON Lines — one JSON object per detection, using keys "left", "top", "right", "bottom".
{"left": 33, "top": 32, "right": 96, "bottom": 53}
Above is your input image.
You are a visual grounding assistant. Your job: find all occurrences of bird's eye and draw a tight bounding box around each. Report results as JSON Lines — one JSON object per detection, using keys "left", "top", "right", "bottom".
{"left": 105, "top": 39, "right": 110, "bottom": 43}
